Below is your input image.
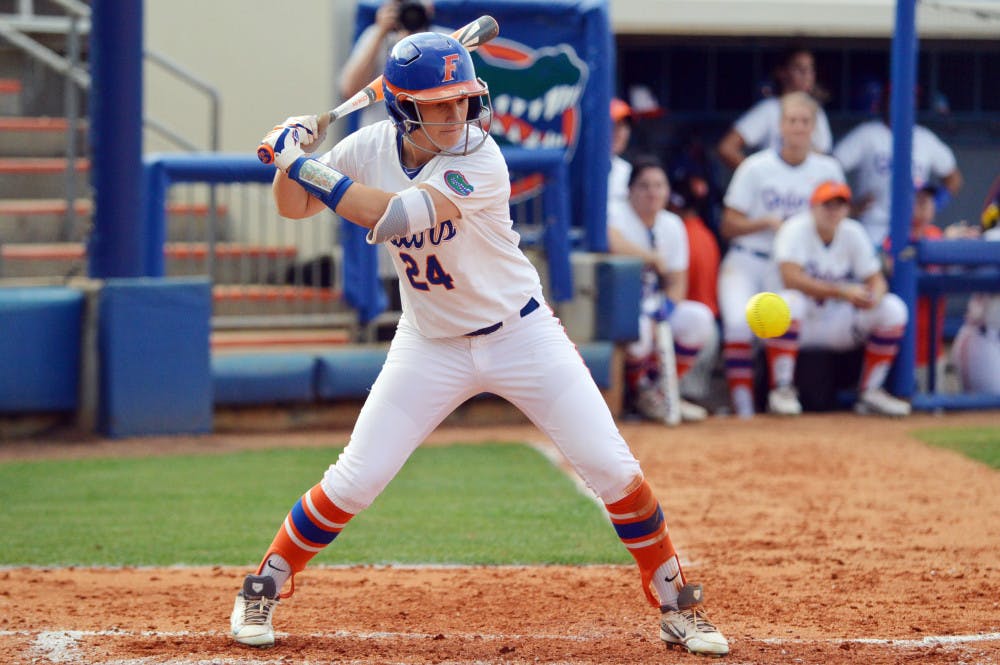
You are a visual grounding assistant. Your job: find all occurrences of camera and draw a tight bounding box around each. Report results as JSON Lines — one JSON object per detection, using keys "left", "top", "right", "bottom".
{"left": 396, "top": 0, "right": 430, "bottom": 33}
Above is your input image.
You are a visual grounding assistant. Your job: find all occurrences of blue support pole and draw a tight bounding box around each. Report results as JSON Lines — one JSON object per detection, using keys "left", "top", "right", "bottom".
{"left": 88, "top": 0, "right": 145, "bottom": 277}
{"left": 887, "top": 0, "right": 918, "bottom": 397}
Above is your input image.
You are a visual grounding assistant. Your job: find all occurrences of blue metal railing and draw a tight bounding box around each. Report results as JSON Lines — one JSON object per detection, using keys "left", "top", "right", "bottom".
{"left": 143, "top": 149, "right": 575, "bottom": 323}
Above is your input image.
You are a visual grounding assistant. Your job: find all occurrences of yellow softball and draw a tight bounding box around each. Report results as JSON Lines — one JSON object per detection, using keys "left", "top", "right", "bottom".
{"left": 745, "top": 292, "right": 791, "bottom": 338}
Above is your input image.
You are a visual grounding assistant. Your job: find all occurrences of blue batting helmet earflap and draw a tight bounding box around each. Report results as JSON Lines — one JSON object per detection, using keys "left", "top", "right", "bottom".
{"left": 382, "top": 32, "right": 489, "bottom": 139}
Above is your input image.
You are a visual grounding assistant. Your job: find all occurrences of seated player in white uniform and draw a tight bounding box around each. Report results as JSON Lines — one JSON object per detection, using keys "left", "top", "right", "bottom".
{"left": 228, "top": 32, "right": 729, "bottom": 657}
{"left": 951, "top": 179, "right": 1000, "bottom": 395}
{"left": 607, "top": 156, "right": 715, "bottom": 424}
{"left": 770, "top": 181, "right": 911, "bottom": 417}
{"left": 718, "top": 91, "right": 845, "bottom": 418}
{"left": 607, "top": 97, "right": 634, "bottom": 219}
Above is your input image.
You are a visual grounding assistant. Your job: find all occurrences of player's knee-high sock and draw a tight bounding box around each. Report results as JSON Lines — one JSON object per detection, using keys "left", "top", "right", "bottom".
{"left": 860, "top": 325, "right": 904, "bottom": 391}
{"left": 674, "top": 340, "right": 700, "bottom": 379}
{"left": 625, "top": 352, "right": 659, "bottom": 394}
{"left": 605, "top": 478, "right": 685, "bottom": 609}
{"left": 765, "top": 321, "right": 800, "bottom": 388}
{"left": 256, "top": 483, "right": 354, "bottom": 597}
{"left": 723, "top": 341, "right": 754, "bottom": 408}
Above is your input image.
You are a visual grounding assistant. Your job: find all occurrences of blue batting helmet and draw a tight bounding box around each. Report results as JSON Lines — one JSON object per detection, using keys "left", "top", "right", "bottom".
{"left": 383, "top": 32, "right": 491, "bottom": 154}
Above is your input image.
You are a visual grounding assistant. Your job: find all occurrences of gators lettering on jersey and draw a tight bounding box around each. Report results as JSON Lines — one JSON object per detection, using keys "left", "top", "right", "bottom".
{"left": 723, "top": 149, "right": 845, "bottom": 254}
{"left": 321, "top": 121, "right": 542, "bottom": 338}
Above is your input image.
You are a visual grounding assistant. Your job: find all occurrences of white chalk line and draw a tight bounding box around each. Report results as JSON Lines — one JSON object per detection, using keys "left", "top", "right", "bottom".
{"left": 6, "top": 629, "right": 1000, "bottom": 665}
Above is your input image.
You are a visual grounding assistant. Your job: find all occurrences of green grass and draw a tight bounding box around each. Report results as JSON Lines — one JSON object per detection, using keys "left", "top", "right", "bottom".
{"left": 913, "top": 426, "right": 1000, "bottom": 469}
{"left": 0, "top": 443, "right": 630, "bottom": 567}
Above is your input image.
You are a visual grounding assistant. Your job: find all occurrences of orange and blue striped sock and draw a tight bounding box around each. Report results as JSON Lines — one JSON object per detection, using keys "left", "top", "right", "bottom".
{"left": 255, "top": 482, "right": 354, "bottom": 597}
{"left": 605, "top": 478, "right": 685, "bottom": 608}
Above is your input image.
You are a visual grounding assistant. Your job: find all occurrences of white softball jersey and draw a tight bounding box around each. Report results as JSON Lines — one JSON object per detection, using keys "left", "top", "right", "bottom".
{"left": 833, "top": 120, "right": 958, "bottom": 245}
{"left": 608, "top": 205, "right": 689, "bottom": 273}
{"left": 734, "top": 96, "right": 833, "bottom": 155}
{"left": 774, "top": 211, "right": 881, "bottom": 285}
{"left": 774, "top": 211, "right": 904, "bottom": 350}
{"left": 323, "top": 121, "right": 542, "bottom": 338}
{"left": 723, "top": 149, "right": 845, "bottom": 254}
{"left": 607, "top": 154, "right": 632, "bottom": 217}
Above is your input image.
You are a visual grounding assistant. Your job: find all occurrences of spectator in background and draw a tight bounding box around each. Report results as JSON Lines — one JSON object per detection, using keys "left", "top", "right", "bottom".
{"left": 716, "top": 46, "right": 833, "bottom": 170}
{"left": 833, "top": 83, "right": 963, "bottom": 246}
{"left": 608, "top": 97, "right": 634, "bottom": 217}
{"left": 339, "top": 0, "right": 442, "bottom": 129}
{"left": 771, "top": 181, "right": 911, "bottom": 417}
{"left": 668, "top": 170, "right": 722, "bottom": 406}
{"left": 881, "top": 185, "right": 978, "bottom": 391}
{"left": 608, "top": 156, "right": 716, "bottom": 424}
{"left": 951, "top": 176, "right": 1000, "bottom": 395}
{"left": 718, "top": 91, "right": 845, "bottom": 418}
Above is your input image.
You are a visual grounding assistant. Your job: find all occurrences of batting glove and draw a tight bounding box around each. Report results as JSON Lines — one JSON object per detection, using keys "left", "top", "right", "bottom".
{"left": 260, "top": 116, "right": 322, "bottom": 171}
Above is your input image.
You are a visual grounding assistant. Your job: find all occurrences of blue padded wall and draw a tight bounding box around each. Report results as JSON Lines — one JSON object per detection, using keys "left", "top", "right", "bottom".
{"left": 0, "top": 287, "right": 83, "bottom": 412}
{"left": 578, "top": 342, "right": 613, "bottom": 389}
{"left": 98, "top": 278, "right": 212, "bottom": 437}
{"left": 315, "top": 349, "right": 388, "bottom": 401}
{"left": 595, "top": 257, "right": 641, "bottom": 342}
{"left": 213, "top": 353, "right": 317, "bottom": 406}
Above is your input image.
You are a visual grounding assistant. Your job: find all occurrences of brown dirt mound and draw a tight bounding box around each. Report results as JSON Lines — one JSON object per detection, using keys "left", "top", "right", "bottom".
{"left": 2, "top": 411, "right": 999, "bottom": 664}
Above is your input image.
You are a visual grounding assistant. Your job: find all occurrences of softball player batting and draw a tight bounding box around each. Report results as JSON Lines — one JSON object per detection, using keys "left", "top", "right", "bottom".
{"left": 229, "top": 32, "right": 728, "bottom": 656}
{"left": 718, "top": 91, "right": 845, "bottom": 418}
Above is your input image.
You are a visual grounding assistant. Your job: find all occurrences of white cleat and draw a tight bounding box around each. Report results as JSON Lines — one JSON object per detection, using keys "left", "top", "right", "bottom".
{"left": 660, "top": 583, "right": 730, "bottom": 656}
{"left": 636, "top": 387, "right": 671, "bottom": 423}
{"left": 231, "top": 574, "right": 280, "bottom": 647}
{"left": 768, "top": 386, "right": 802, "bottom": 416}
{"left": 680, "top": 399, "right": 708, "bottom": 422}
{"left": 854, "top": 388, "right": 911, "bottom": 417}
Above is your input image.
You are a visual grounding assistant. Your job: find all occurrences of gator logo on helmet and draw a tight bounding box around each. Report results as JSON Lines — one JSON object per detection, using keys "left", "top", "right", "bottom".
{"left": 444, "top": 170, "right": 474, "bottom": 196}
{"left": 472, "top": 39, "right": 588, "bottom": 156}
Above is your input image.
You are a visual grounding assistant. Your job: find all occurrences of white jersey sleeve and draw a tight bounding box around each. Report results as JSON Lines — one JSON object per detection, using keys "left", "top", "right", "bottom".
{"left": 773, "top": 211, "right": 813, "bottom": 266}
{"left": 832, "top": 123, "right": 868, "bottom": 173}
{"left": 733, "top": 98, "right": 778, "bottom": 151}
{"left": 842, "top": 219, "right": 882, "bottom": 280}
{"left": 914, "top": 125, "right": 957, "bottom": 181}
{"left": 654, "top": 210, "right": 689, "bottom": 273}
{"left": 722, "top": 151, "right": 765, "bottom": 214}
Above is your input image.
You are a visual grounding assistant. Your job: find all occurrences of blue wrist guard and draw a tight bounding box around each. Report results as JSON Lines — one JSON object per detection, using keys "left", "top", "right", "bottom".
{"left": 933, "top": 187, "right": 952, "bottom": 212}
{"left": 287, "top": 156, "right": 354, "bottom": 212}
{"left": 653, "top": 298, "right": 676, "bottom": 323}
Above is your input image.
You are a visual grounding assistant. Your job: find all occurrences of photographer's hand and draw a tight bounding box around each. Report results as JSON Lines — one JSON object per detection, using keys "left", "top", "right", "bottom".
{"left": 373, "top": 2, "right": 400, "bottom": 36}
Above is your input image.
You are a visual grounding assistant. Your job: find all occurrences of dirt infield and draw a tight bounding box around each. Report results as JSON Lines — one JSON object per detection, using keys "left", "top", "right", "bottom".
{"left": 3, "top": 412, "right": 1000, "bottom": 664}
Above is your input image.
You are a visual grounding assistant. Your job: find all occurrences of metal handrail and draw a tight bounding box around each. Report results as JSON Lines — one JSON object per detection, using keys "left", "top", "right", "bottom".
{"left": 0, "top": 22, "right": 90, "bottom": 88}
{"left": 0, "top": 1, "right": 223, "bottom": 254}
{"left": 144, "top": 49, "right": 221, "bottom": 153}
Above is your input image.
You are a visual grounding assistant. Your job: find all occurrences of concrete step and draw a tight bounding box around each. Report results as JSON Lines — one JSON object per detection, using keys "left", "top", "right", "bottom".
{"left": 0, "top": 116, "right": 87, "bottom": 157}
{"left": 211, "top": 328, "right": 352, "bottom": 353}
{"left": 0, "top": 157, "right": 88, "bottom": 198}
{"left": 212, "top": 284, "right": 349, "bottom": 318}
{"left": 0, "top": 79, "right": 21, "bottom": 116}
{"left": 0, "top": 241, "right": 299, "bottom": 282}
{"left": 0, "top": 198, "right": 231, "bottom": 243}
